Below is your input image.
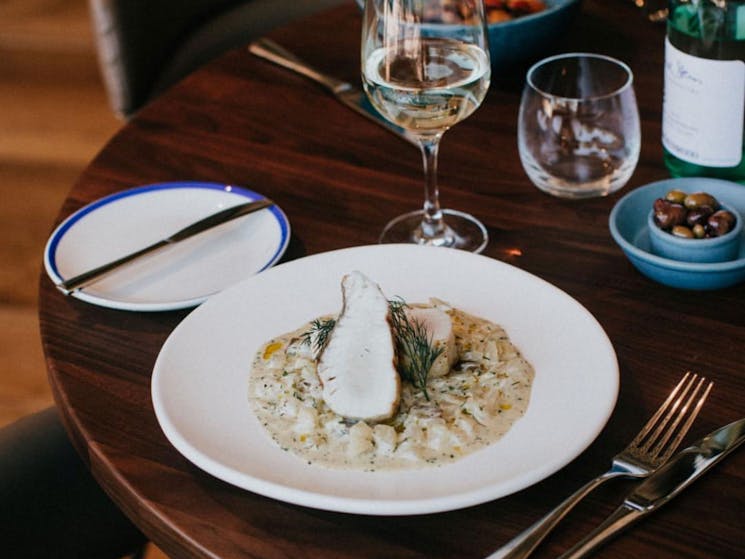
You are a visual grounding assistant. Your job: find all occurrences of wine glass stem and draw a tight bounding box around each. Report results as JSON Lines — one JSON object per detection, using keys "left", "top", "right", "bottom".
{"left": 419, "top": 136, "right": 447, "bottom": 240}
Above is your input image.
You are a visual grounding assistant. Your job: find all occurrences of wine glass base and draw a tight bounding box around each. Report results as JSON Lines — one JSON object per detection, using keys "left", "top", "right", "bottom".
{"left": 379, "top": 209, "right": 488, "bottom": 253}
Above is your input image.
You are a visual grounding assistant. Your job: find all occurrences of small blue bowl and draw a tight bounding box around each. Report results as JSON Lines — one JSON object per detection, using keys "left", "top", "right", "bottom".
{"left": 609, "top": 178, "right": 745, "bottom": 290}
{"left": 647, "top": 201, "right": 741, "bottom": 263}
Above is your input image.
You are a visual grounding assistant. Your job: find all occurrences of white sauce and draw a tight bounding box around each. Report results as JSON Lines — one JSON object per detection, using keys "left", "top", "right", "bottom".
{"left": 248, "top": 300, "right": 533, "bottom": 470}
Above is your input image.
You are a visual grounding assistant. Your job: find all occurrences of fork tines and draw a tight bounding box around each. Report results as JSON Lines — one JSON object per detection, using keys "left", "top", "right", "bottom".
{"left": 631, "top": 372, "right": 714, "bottom": 466}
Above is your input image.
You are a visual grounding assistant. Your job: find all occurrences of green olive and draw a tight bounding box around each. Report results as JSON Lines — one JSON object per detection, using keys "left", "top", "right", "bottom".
{"left": 692, "top": 223, "right": 706, "bottom": 238}
{"left": 684, "top": 192, "right": 719, "bottom": 210}
{"left": 665, "top": 189, "right": 687, "bottom": 204}
{"left": 671, "top": 225, "right": 694, "bottom": 238}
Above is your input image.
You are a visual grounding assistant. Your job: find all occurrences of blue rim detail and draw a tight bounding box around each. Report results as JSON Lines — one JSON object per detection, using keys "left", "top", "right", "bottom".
{"left": 46, "top": 181, "right": 289, "bottom": 281}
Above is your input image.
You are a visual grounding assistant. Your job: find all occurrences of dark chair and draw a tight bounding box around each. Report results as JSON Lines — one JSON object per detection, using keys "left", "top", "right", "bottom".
{"left": 88, "top": 0, "right": 346, "bottom": 117}
{"left": 0, "top": 407, "right": 146, "bottom": 559}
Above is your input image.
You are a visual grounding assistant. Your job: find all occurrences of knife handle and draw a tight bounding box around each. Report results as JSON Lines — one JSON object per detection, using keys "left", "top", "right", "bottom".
{"left": 57, "top": 239, "right": 170, "bottom": 294}
{"left": 557, "top": 504, "right": 644, "bottom": 559}
{"left": 249, "top": 38, "right": 349, "bottom": 95}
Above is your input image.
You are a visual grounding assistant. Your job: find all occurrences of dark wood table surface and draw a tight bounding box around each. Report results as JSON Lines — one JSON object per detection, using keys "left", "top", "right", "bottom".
{"left": 39, "top": 1, "right": 744, "bottom": 557}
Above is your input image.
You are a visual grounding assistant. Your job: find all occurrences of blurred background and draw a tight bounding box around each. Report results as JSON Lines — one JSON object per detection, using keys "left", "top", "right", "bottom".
{"left": 0, "top": 0, "right": 118, "bottom": 428}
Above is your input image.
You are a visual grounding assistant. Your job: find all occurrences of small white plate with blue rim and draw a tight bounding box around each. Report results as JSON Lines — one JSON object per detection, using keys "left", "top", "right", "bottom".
{"left": 44, "top": 181, "right": 290, "bottom": 311}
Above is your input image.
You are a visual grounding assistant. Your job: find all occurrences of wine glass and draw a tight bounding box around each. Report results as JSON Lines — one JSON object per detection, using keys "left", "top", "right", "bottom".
{"left": 361, "top": 0, "right": 491, "bottom": 252}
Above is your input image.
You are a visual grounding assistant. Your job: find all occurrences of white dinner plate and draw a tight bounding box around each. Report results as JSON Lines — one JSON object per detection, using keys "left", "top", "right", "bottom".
{"left": 152, "top": 245, "right": 618, "bottom": 515}
{"left": 44, "top": 182, "right": 290, "bottom": 311}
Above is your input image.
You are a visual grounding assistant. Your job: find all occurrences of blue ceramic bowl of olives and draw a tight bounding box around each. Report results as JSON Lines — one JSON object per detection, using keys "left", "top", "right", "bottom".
{"left": 609, "top": 178, "right": 745, "bottom": 290}
{"left": 647, "top": 199, "right": 741, "bottom": 264}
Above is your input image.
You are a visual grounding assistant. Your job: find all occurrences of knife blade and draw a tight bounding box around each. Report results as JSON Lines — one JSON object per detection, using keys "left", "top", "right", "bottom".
{"left": 558, "top": 417, "right": 745, "bottom": 558}
{"left": 248, "top": 38, "right": 419, "bottom": 147}
{"left": 56, "top": 198, "right": 273, "bottom": 294}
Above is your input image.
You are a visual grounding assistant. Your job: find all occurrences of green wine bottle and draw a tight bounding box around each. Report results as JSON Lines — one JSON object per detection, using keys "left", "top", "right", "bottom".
{"left": 662, "top": 0, "right": 745, "bottom": 183}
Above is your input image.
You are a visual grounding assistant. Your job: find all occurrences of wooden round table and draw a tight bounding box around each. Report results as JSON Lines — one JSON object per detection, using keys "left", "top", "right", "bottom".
{"left": 39, "top": 2, "right": 744, "bottom": 557}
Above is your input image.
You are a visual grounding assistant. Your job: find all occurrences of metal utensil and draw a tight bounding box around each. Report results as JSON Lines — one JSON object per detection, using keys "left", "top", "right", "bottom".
{"left": 248, "top": 38, "right": 419, "bottom": 146}
{"left": 559, "top": 416, "right": 745, "bottom": 558}
{"left": 55, "top": 198, "right": 273, "bottom": 294}
{"left": 486, "top": 372, "right": 713, "bottom": 559}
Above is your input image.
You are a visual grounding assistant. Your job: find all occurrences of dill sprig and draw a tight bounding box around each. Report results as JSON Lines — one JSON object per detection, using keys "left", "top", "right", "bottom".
{"left": 301, "top": 318, "right": 336, "bottom": 355}
{"left": 389, "top": 298, "right": 443, "bottom": 400}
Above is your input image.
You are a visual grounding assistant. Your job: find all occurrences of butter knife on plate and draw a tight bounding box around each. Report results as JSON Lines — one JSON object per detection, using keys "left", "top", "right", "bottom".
{"left": 248, "top": 38, "right": 419, "bottom": 147}
{"left": 56, "top": 198, "right": 273, "bottom": 294}
{"left": 558, "top": 417, "right": 745, "bottom": 558}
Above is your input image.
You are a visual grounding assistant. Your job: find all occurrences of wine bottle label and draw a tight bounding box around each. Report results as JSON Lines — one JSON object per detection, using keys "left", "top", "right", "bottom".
{"left": 662, "top": 38, "right": 745, "bottom": 167}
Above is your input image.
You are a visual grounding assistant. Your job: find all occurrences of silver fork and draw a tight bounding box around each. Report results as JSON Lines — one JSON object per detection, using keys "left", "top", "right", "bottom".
{"left": 487, "top": 372, "right": 713, "bottom": 559}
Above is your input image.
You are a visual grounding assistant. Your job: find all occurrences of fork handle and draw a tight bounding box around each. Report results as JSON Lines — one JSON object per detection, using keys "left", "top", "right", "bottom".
{"left": 557, "top": 504, "right": 642, "bottom": 559}
{"left": 485, "top": 470, "right": 626, "bottom": 559}
{"left": 249, "top": 38, "right": 348, "bottom": 94}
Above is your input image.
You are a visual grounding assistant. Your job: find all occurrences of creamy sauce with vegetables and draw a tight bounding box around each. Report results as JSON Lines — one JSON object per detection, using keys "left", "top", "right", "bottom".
{"left": 248, "top": 301, "right": 533, "bottom": 470}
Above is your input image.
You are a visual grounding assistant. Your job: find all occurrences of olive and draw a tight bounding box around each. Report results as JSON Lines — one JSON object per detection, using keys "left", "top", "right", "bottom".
{"left": 652, "top": 198, "right": 668, "bottom": 213}
{"left": 683, "top": 192, "right": 719, "bottom": 210}
{"left": 692, "top": 223, "right": 706, "bottom": 238}
{"left": 707, "top": 210, "right": 737, "bottom": 237}
{"left": 653, "top": 198, "right": 687, "bottom": 230}
{"left": 665, "top": 189, "right": 687, "bottom": 204}
{"left": 686, "top": 205, "right": 714, "bottom": 227}
{"left": 671, "top": 225, "right": 694, "bottom": 238}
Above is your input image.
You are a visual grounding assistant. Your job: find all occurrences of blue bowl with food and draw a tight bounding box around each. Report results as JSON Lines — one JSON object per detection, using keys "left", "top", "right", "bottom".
{"left": 356, "top": 0, "right": 581, "bottom": 68}
{"left": 647, "top": 194, "right": 741, "bottom": 264}
{"left": 609, "top": 178, "right": 745, "bottom": 290}
{"left": 484, "top": 0, "right": 581, "bottom": 67}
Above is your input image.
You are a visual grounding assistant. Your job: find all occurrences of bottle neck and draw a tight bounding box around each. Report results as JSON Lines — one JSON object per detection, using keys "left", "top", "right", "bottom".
{"left": 668, "top": 0, "right": 745, "bottom": 60}
{"left": 669, "top": 1, "right": 745, "bottom": 40}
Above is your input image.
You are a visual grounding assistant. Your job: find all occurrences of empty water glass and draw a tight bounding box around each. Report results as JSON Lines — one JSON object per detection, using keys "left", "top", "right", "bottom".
{"left": 518, "top": 53, "right": 641, "bottom": 199}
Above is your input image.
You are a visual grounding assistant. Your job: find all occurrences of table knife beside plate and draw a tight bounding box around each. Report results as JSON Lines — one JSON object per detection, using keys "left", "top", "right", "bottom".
{"left": 56, "top": 198, "right": 273, "bottom": 294}
{"left": 248, "top": 38, "right": 419, "bottom": 147}
{"left": 558, "top": 417, "right": 745, "bottom": 558}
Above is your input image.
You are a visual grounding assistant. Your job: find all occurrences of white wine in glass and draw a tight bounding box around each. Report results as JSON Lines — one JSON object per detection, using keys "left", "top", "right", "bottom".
{"left": 362, "top": 0, "right": 491, "bottom": 252}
